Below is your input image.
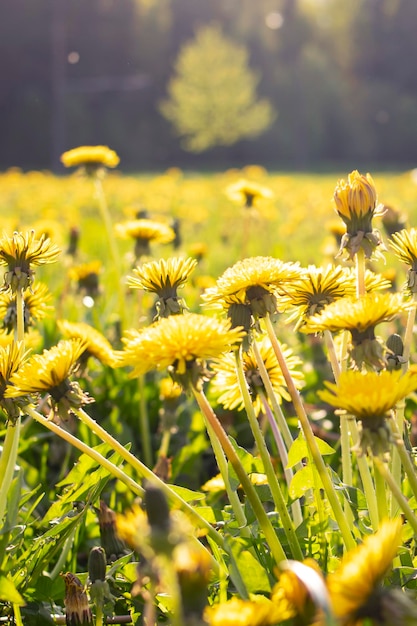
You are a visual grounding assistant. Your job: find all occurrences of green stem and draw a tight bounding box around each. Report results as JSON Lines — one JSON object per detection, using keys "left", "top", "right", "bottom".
{"left": 390, "top": 417, "right": 417, "bottom": 503}
{"left": 71, "top": 408, "right": 226, "bottom": 548}
{"left": 348, "top": 419, "right": 379, "bottom": 530}
{"left": 138, "top": 374, "right": 153, "bottom": 467}
{"left": 264, "top": 314, "right": 356, "bottom": 551}
{"left": 0, "top": 419, "right": 20, "bottom": 523}
{"left": 355, "top": 247, "right": 366, "bottom": 298}
{"left": 390, "top": 299, "right": 416, "bottom": 515}
{"left": 373, "top": 457, "right": 417, "bottom": 534}
{"left": 234, "top": 348, "right": 303, "bottom": 560}
{"left": 373, "top": 456, "right": 389, "bottom": 521}
{"left": 95, "top": 605, "right": 104, "bottom": 626}
{"left": 192, "top": 386, "right": 287, "bottom": 565}
{"left": 157, "top": 429, "right": 171, "bottom": 459}
{"left": 94, "top": 176, "right": 125, "bottom": 326}
{"left": 13, "top": 604, "right": 23, "bottom": 626}
{"left": 203, "top": 409, "right": 249, "bottom": 533}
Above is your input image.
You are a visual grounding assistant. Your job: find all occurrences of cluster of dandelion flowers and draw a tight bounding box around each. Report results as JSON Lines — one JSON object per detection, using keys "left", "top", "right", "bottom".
{"left": 58, "top": 320, "right": 116, "bottom": 367}
{"left": 390, "top": 227, "right": 417, "bottom": 293}
{"left": 202, "top": 256, "right": 304, "bottom": 327}
{"left": 333, "top": 170, "right": 385, "bottom": 259}
{"left": 117, "top": 313, "right": 245, "bottom": 390}
{"left": 302, "top": 292, "right": 415, "bottom": 370}
{"left": 211, "top": 337, "right": 304, "bottom": 416}
{"left": 318, "top": 369, "right": 417, "bottom": 456}
{"left": 327, "top": 518, "right": 417, "bottom": 625}
{"left": 115, "top": 218, "right": 175, "bottom": 259}
{"left": 60, "top": 145, "right": 120, "bottom": 176}
{"left": 0, "top": 282, "right": 53, "bottom": 333}
{"left": 0, "top": 230, "right": 61, "bottom": 292}
{"left": 5, "top": 338, "right": 93, "bottom": 419}
{"left": 225, "top": 178, "right": 274, "bottom": 209}
{"left": 127, "top": 256, "right": 198, "bottom": 318}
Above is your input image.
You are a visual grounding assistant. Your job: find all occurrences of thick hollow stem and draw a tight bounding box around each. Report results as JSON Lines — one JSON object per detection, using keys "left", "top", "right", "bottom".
{"left": 192, "top": 386, "right": 287, "bottom": 564}
{"left": 264, "top": 314, "right": 356, "bottom": 551}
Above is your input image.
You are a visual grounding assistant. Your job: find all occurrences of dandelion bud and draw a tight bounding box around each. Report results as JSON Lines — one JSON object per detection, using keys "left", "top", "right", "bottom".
{"left": 98, "top": 501, "right": 128, "bottom": 561}
{"left": 88, "top": 546, "right": 107, "bottom": 583}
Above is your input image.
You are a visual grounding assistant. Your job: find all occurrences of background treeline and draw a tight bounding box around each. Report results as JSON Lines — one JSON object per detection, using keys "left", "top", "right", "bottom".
{"left": 2, "top": 0, "right": 417, "bottom": 171}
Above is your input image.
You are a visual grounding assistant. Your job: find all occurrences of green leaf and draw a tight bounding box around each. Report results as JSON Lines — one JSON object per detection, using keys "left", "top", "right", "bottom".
{"left": 226, "top": 537, "right": 271, "bottom": 594}
{"left": 0, "top": 574, "right": 25, "bottom": 605}
{"left": 289, "top": 465, "right": 315, "bottom": 499}
{"left": 287, "top": 432, "right": 335, "bottom": 468}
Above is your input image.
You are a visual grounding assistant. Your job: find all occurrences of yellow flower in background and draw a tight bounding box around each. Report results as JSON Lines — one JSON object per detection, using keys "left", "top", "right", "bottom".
{"left": 6, "top": 338, "right": 93, "bottom": 418}
{"left": 60, "top": 145, "right": 120, "bottom": 170}
{"left": 115, "top": 218, "right": 175, "bottom": 259}
{"left": 0, "top": 230, "right": 61, "bottom": 292}
{"left": 127, "top": 256, "right": 197, "bottom": 317}
{"left": 211, "top": 337, "right": 303, "bottom": 415}
{"left": 333, "top": 170, "right": 385, "bottom": 259}
{"left": 205, "top": 595, "right": 293, "bottom": 626}
{"left": 327, "top": 518, "right": 406, "bottom": 625}
{"left": 117, "top": 313, "right": 244, "bottom": 389}
{"left": 0, "top": 282, "right": 53, "bottom": 333}
{"left": 57, "top": 320, "right": 115, "bottom": 367}
{"left": 225, "top": 178, "right": 274, "bottom": 208}
{"left": 68, "top": 260, "right": 102, "bottom": 300}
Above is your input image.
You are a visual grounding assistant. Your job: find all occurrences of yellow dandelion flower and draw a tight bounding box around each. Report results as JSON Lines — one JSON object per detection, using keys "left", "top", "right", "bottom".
{"left": 58, "top": 320, "right": 115, "bottom": 367}
{"left": 225, "top": 178, "right": 274, "bottom": 208}
{"left": 303, "top": 292, "right": 413, "bottom": 370}
{"left": 205, "top": 596, "right": 293, "bottom": 626}
{"left": 60, "top": 145, "right": 120, "bottom": 171}
{"left": 0, "top": 230, "right": 61, "bottom": 292}
{"left": 0, "top": 342, "right": 29, "bottom": 421}
{"left": 117, "top": 313, "right": 244, "bottom": 389}
{"left": 0, "top": 282, "right": 53, "bottom": 333}
{"left": 68, "top": 260, "right": 102, "bottom": 299}
{"left": 318, "top": 370, "right": 417, "bottom": 455}
{"left": 333, "top": 170, "right": 385, "bottom": 259}
{"left": 303, "top": 292, "right": 411, "bottom": 336}
{"left": 272, "top": 559, "right": 326, "bottom": 624}
{"left": 5, "top": 338, "right": 93, "bottom": 418}
{"left": 115, "top": 218, "right": 175, "bottom": 259}
{"left": 116, "top": 503, "right": 150, "bottom": 552}
{"left": 390, "top": 228, "right": 417, "bottom": 293}
{"left": 282, "top": 265, "right": 355, "bottom": 330}
{"left": 202, "top": 256, "right": 303, "bottom": 323}
{"left": 327, "top": 518, "right": 403, "bottom": 625}
{"left": 127, "top": 256, "right": 197, "bottom": 317}
{"left": 318, "top": 369, "right": 417, "bottom": 422}
{"left": 211, "top": 337, "right": 304, "bottom": 415}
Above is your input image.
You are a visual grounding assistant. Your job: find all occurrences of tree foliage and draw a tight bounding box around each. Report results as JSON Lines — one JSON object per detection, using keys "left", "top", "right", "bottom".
{"left": 160, "top": 25, "right": 275, "bottom": 152}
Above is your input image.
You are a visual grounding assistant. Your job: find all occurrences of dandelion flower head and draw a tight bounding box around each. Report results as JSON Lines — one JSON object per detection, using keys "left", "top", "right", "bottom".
{"left": 60, "top": 145, "right": 120, "bottom": 170}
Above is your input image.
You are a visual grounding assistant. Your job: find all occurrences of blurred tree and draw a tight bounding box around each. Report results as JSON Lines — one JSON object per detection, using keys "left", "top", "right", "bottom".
{"left": 159, "top": 24, "right": 275, "bottom": 152}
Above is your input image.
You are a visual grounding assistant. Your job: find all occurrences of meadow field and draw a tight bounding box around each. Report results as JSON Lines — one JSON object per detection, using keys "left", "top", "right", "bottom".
{"left": 2, "top": 162, "right": 417, "bottom": 625}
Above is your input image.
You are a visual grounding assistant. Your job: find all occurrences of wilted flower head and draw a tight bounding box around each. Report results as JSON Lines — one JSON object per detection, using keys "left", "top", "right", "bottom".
{"left": 60, "top": 145, "right": 120, "bottom": 176}
{"left": 5, "top": 338, "right": 93, "bottom": 420}
{"left": 62, "top": 572, "right": 93, "bottom": 625}
{"left": 225, "top": 178, "right": 274, "bottom": 209}
{"left": 211, "top": 337, "right": 303, "bottom": 416}
{"left": 127, "top": 256, "right": 197, "bottom": 318}
{"left": 318, "top": 369, "right": 417, "bottom": 455}
{"left": 327, "top": 518, "right": 417, "bottom": 625}
{"left": 117, "top": 313, "right": 244, "bottom": 390}
{"left": 0, "top": 230, "right": 61, "bottom": 292}
{"left": 333, "top": 170, "right": 385, "bottom": 260}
